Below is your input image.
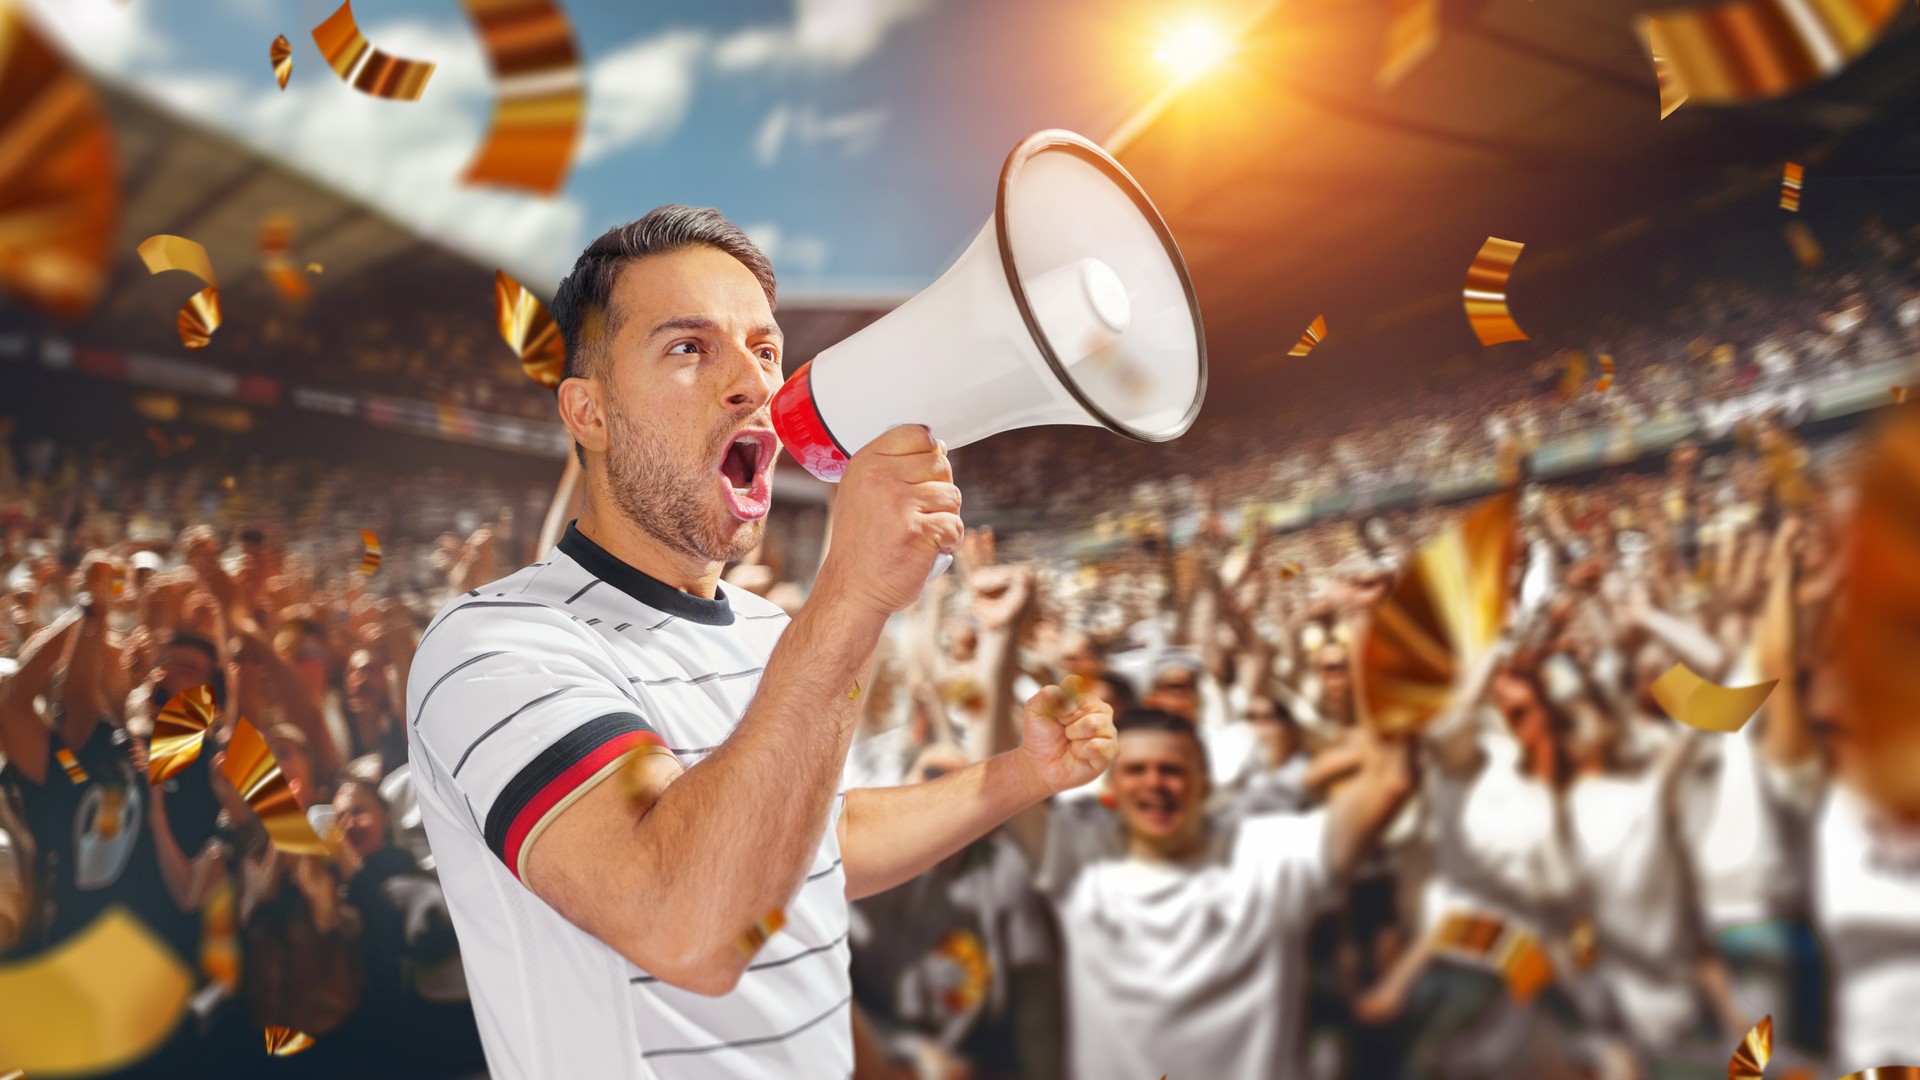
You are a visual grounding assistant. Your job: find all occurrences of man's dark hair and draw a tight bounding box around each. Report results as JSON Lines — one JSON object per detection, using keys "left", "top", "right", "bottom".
{"left": 550, "top": 206, "right": 777, "bottom": 466}
{"left": 165, "top": 631, "right": 219, "bottom": 670}
{"left": 1094, "top": 671, "right": 1139, "bottom": 713}
{"left": 1113, "top": 707, "right": 1210, "bottom": 774}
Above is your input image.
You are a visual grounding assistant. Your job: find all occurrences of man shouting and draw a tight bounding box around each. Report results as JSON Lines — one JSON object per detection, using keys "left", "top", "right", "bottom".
{"left": 407, "top": 206, "right": 1117, "bottom": 1078}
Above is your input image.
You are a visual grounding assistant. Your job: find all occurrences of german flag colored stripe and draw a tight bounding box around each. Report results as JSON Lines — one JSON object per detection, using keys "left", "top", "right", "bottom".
{"left": 485, "top": 712, "right": 669, "bottom": 880}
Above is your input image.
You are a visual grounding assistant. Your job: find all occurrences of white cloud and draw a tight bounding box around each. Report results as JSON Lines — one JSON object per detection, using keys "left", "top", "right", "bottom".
{"left": 25, "top": 0, "right": 171, "bottom": 70}
{"left": 753, "top": 103, "right": 888, "bottom": 165}
{"left": 716, "top": 0, "right": 936, "bottom": 73}
{"left": 577, "top": 29, "right": 708, "bottom": 165}
{"left": 745, "top": 222, "right": 831, "bottom": 276}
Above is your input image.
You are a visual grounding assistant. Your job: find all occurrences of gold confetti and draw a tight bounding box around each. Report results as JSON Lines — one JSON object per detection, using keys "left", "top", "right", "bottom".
{"left": 55, "top": 747, "right": 86, "bottom": 785}
{"left": 219, "top": 718, "right": 329, "bottom": 855}
{"left": 135, "top": 234, "right": 221, "bottom": 349}
{"left": 1780, "top": 162, "right": 1803, "bottom": 212}
{"left": 306, "top": 261, "right": 323, "bottom": 274}
{"left": 1377, "top": 0, "right": 1438, "bottom": 88}
{"left": 1728, "top": 1016, "right": 1772, "bottom": 1080}
{"left": 1594, "top": 354, "right": 1615, "bottom": 393}
{"left": 1359, "top": 491, "right": 1515, "bottom": 733}
{"left": 1640, "top": 18, "right": 1690, "bottom": 119}
{"left": 848, "top": 680, "right": 861, "bottom": 701}
{"left": 1278, "top": 561, "right": 1303, "bottom": 579}
{"left": 1784, "top": 221, "right": 1823, "bottom": 269}
{"left": 494, "top": 269, "right": 566, "bottom": 388}
{"left": 312, "top": 1, "right": 436, "bottom": 101}
{"left": 461, "top": 0, "right": 584, "bottom": 195}
{"left": 1559, "top": 351, "right": 1589, "bottom": 399}
{"left": 149, "top": 684, "right": 216, "bottom": 784}
{"left": 0, "top": 6, "right": 119, "bottom": 320}
{"left": 1634, "top": 0, "right": 1900, "bottom": 107}
{"left": 615, "top": 744, "right": 679, "bottom": 801}
{"left": 738, "top": 909, "right": 785, "bottom": 957}
{"left": 258, "top": 213, "right": 310, "bottom": 303}
{"left": 263, "top": 1027, "right": 315, "bottom": 1057}
{"left": 270, "top": 34, "right": 292, "bottom": 90}
{"left": 1650, "top": 662, "right": 1776, "bottom": 733}
{"left": 1893, "top": 386, "right": 1911, "bottom": 405}
{"left": 1288, "top": 315, "right": 1326, "bottom": 358}
{"left": 1463, "top": 237, "right": 1528, "bottom": 347}
{"left": 357, "top": 529, "right": 382, "bottom": 576}
{"left": 1431, "top": 911, "right": 1554, "bottom": 1002}
{"left": 0, "top": 907, "right": 193, "bottom": 1074}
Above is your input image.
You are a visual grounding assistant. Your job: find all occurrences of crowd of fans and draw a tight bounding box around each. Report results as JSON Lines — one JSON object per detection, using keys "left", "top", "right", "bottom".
{"left": 2, "top": 378, "right": 1916, "bottom": 1078}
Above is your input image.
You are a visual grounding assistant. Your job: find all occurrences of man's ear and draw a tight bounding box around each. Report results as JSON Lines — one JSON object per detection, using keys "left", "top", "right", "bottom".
{"left": 557, "top": 377, "right": 608, "bottom": 458}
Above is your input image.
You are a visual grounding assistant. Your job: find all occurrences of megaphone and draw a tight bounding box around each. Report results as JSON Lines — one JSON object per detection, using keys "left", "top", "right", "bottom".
{"left": 771, "top": 129, "right": 1207, "bottom": 483}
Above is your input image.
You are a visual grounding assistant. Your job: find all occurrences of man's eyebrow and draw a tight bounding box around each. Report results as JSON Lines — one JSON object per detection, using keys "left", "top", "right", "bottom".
{"left": 645, "top": 316, "right": 784, "bottom": 341}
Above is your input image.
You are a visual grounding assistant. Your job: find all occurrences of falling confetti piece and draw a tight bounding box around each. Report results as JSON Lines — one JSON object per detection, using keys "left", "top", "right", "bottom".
{"left": 270, "top": 34, "right": 292, "bottom": 89}
{"left": 1463, "top": 237, "right": 1528, "bottom": 346}
{"left": 849, "top": 680, "right": 861, "bottom": 700}
{"left": 136, "top": 234, "right": 221, "bottom": 349}
{"left": 263, "top": 1027, "right": 315, "bottom": 1057}
{"left": 1728, "top": 1016, "right": 1772, "bottom": 1080}
{"left": 356, "top": 529, "right": 382, "bottom": 576}
{"left": 1640, "top": 18, "right": 1690, "bottom": 118}
{"left": 312, "top": 1, "right": 437, "bottom": 101}
{"left": 1893, "top": 386, "right": 1911, "bottom": 404}
{"left": 1559, "top": 351, "right": 1589, "bottom": 399}
{"left": 461, "top": 0, "right": 584, "bottom": 195}
{"left": 1359, "top": 491, "right": 1516, "bottom": 733}
{"left": 219, "top": 718, "right": 329, "bottom": 855}
{"left": 1377, "top": 0, "right": 1438, "bottom": 87}
{"left": 0, "top": 6, "right": 120, "bottom": 319}
{"left": 258, "top": 213, "right": 310, "bottom": 303}
{"left": 1288, "top": 315, "right": 1327, "bottom": 357}
{"left": 150, "top": 685, "right": 217, "bottom": 784}
{"left": 1633, "top": 0, "right": 1900, "bottom": 107}
{"left": 1651, "top": 663, "right": 1777, "bottom": 733}
{"left": 305, "top": 262, "right": 323, "bottom": 274}
{"left": 615, "top": 744, "right": 680, "bottom": 801}
{"left": 0, "top": 908, "right": 192, "bottom": 1074}
{"left": 494, "top": 269, "right": 566, "bottom": 388}
{"left": 738, "top": 909, "right": 785, "bottom": 957}
{"left": 1780, "top": 162, "right": 1803, "bottom": 212}
{"left": 1278, "top": 561, "right": 1304, "bottom": 579}
{"left": 1431, "top": 911, "right": 1555, "bottom": 1002}
{"left": 1595, "top": 354, "right": 1615, "bottom": 393}
{"left": 55, "top": 747, "right": 86, "bottom": 785}
{"left": 1784, "top": 221, "right": 1823, "bottom": 269}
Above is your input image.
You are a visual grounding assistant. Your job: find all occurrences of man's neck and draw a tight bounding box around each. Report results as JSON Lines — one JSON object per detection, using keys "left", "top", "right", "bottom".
{"left": 573, "top": 500, "right": 722, "bottom": 599}
{"left": 1127, "top": 828, "right": 1208, "bottom": 864}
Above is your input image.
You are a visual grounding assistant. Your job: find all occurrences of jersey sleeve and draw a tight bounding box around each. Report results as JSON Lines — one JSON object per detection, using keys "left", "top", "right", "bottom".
{"left": 406, "top": 600, "right": 668, "bottom": 882}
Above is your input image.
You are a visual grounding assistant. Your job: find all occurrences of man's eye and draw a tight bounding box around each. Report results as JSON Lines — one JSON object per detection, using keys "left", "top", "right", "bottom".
{"left": 757, "top": 347, "right": 779, "bottom": 363}
{"left": 668, "top": 341, "right": 701, "bottom": 355}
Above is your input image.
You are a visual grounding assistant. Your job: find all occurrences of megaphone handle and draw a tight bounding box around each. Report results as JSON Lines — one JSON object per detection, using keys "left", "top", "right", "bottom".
{"left": 927, "top": 551, "right": 954, "bottom": 585}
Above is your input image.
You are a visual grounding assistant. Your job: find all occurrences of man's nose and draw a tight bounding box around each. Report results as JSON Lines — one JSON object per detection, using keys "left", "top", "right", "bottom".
{"left": 721, "top": 345, "right": 775, "bottom": 412}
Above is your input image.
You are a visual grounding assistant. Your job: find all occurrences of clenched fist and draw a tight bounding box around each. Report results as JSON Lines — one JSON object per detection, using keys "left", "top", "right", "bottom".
{"left": 1016, "top": 678, "right": 1118, "bottom": 797}
{"left": 813, "top": 425, "right": 964, "bottom": 618}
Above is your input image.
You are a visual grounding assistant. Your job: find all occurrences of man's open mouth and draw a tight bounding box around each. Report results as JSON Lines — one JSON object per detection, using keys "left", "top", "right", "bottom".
{"left": 716, "top": 429, "right": 778, "bottom": 521}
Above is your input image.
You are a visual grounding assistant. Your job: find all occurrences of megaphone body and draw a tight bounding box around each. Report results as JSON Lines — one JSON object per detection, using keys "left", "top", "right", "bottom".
{"left": 772, "top": 130, "right": 1207, "bottom": 483}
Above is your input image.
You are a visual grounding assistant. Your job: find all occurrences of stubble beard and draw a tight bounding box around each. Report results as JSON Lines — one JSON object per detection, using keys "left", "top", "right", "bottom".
{"left": 602, "top": 392, "right": 764, "bottom": 565}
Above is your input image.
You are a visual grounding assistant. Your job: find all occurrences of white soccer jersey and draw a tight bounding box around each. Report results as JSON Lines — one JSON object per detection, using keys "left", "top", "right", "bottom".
{"left": 406, "top": 522, "right": 852, "bottom": 1079}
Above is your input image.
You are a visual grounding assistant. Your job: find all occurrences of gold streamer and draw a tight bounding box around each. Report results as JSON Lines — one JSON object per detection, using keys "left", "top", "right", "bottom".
{"left": 270, "top": 34, "right": 291, "bottom": 90}
{"left": 149, "top": 684, "right": 216, "bottom": 784}
{"left": 461, "top": 0, "right": 584, "bottom": 195}
{"left": 1634, "top": 0, "right": 1900, "bottom": 106}
{"left": 218, "top": 718, "right": 328, "bottom": 855}
{"left": 258, "top": 213, "right": 310, "bottom": 303}
{"left": 135, "top": 234, "right": 221, "bottom": 349}
{"left": 1288, "top": 315, "right": 1327, "bottom": 358}
{"left": 1463, "top": 237, "right": 1528, "bottom": 346}
{"left": 311, "top": 1, "right": 436, "bottom": 101}
{"left": 1728, "top": 1016, "right": 1772, "bottom": 1080}
{"left": 0, "top": 5, "right": 120, "bottom": 319}
{"left": 1377, "top": 0, "right": 1438, "bottom": 87}
{"left": 263, "top": 1027, "right": 315, "bottom": 1057}
{"left": 1641, "top": 18, "right": 1690, "bottom": 119}
{"left": 1781, "top": 162, "right": 1803, "bottom": 211}
{"left": 357, "top": 529, "right": 382, "bottom": 576}
{"left": 494, "top": 269, "right": 566, "bottom": 388}
{"left": 1650, "top": 662, "right": 1776, "bottom": 734}
{"left": 1359, "top": 491, "right": 1516, "bottom": 733}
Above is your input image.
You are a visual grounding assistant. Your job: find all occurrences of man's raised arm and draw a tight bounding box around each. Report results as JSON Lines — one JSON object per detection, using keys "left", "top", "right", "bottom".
{"left": 515, "top": 425, "right": 962, "bottom": 996}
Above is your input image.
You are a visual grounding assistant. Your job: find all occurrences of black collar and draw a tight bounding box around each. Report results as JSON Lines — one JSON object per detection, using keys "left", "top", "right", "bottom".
{"left": 558, "top": 521, "right": 734, "bottom": 626}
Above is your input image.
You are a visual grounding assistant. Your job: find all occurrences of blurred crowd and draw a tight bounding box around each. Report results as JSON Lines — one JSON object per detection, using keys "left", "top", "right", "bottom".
{"left": 3, "top": 365, "right": 1917, "bottom": 1077}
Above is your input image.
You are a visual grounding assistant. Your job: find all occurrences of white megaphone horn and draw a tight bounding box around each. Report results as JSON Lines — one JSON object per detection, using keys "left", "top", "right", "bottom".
{"left": 771, "top": 129, "right": 1208, "bottom": 489}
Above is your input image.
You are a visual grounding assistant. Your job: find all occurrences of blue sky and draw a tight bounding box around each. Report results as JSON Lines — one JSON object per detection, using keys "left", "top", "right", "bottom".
{"left": 28, "top": 0, "right": 1207, "bottom": 298}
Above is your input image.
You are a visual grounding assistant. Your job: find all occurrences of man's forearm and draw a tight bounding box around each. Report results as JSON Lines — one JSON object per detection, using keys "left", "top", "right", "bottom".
{"left": 840, "top": 751, "right": 1047, "bottom": 900}
{"left": 547, "top": 595, "right": 886, "bottom": 972}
